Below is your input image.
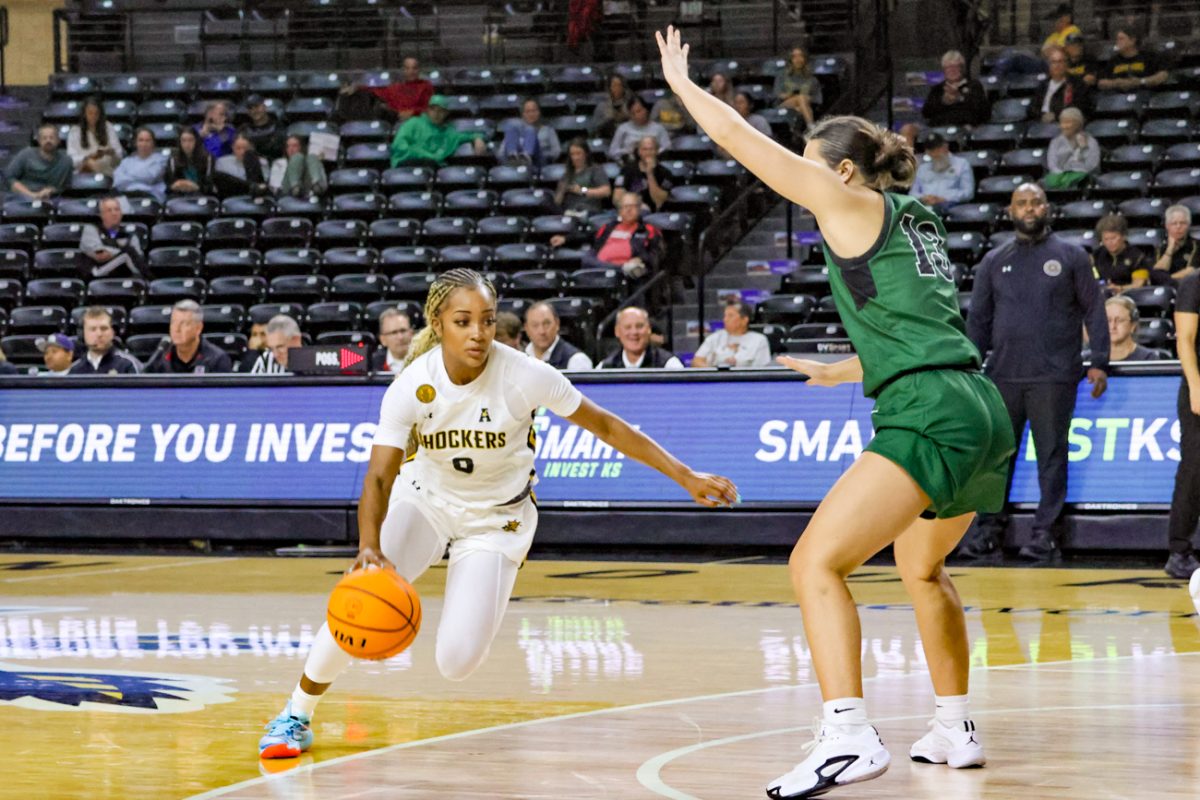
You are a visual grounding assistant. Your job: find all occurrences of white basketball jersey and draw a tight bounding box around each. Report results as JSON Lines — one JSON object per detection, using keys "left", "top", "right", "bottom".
{"left": 373, "top": 342, "right": 583, "bottom": 507}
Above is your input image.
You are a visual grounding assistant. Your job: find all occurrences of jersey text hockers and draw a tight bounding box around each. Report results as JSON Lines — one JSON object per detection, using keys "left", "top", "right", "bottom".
{"left": 419, "top": 429, "right": 507, "bottom": 450}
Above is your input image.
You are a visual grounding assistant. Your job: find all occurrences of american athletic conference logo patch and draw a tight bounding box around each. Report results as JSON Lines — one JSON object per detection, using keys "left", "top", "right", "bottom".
{"left": 1043, "top": 259, "right": 1063, "bottom": 277}
{"left": 0, "top": 661, "right": 235, "bottom": 714}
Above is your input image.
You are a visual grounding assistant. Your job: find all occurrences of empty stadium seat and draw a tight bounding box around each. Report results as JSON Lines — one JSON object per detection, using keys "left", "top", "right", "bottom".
{"left": 444, "top": 189, "right": 499, "bottom": 219}
{"left": 329, "top": 193, "right": 386, "bottom": 222}
{"left": 204, "top": 248, "right": 263, "bottom": 278}
{"left": 391, "top": 272, "right": 438, "bottom": 299}
{"left": 199, "top": 304, "right": 247, "bottom": 333}
{"left": 368, "top": 218, "right": 420, "bottom": 249}
{"left": 275, "top": 195, "right": 326, "bottom": 223}
{"left": 148, "top": 277, "right": 206, "bottom": 304}
{"left": 1124, "top": 285, "right": 1175, "bottom": 318}
{"left": 422, "top": 217, "right": 476, "bottom": 246}
{"left": 269, "top": 274, "right": 330, "bottom": 304}
{"left": 945, "top": 203, "right": 1003, "bottom": 234}
{"left": 328, "top": 168, "right": 381, "bottom": 196}
{"left": 381, "top": 166, "right": 434, "bottom": 193}
{"left": 221, "top": 195, "right": 276, "bottom": 223}
{"left": 380, "top": 246, "right": 438, "bottom": 275}
{"left": 1139, "top": 118, "right": 1195, "bottom": 146}
{"left": 997, "top": 148, "right": 1046, "bottom": 178}
{"left": 208, "top": 275, "right": 267, "bottom": 306}
{"left": 33, "top": 249, "right": 87, "bottom": 279}
{"left": 204, "top": 332, "right": 248, "bottom": 362}
{"left": 1154, "top": 168, "right": 1200, "bottom": 199}
{"left": 1118, "top": 197, "right": 1171, "bottom": 227}
{"left": 439, "top": 244, "right": 494, "bottom": 270}
{"left": 151, "top": 221, "right": 204, "bottom": 249}
{"left": 500, "top": 188, "right": 556, "bottom": 216}
{"left": 204, "top": 218, "right": 257, "bottom": 251}
{"left": 476, "top": 216, "right": 529, "bottom": 245}
{"left": 343, "top": 143, "right": 390, "bottom": 170}
{"left": 313, "top": 219, "right": 367, "bottom": 250}
{"left": 259, "top": 217, "right": 314, "bottom": 250}
{"left": 329, "top": 273, "right": 388, "bottom": 303}
{"left": 1136, "top": 317, "right": 1174, "bottom": 349}
{"left": 1105, "top": 144, "right": 1162, "bottom": 170}
{"left": 41, "top": 223, "right": 86, "bottom": 248}
{"left": 388, "top": 191, "right": 443, "bottom": 221}
{"left": 148, "top": 247, "right": 203, "bottom": 278}
{"left": 263, "top": 248, "right": 321, "bottom": 278}
{"left": 755, "top": 294, "right": 816, "bottom": 325}
{"left": 87, "top": 278, "right": 146, "bottom": 309}
{"left": 249, "top": 302, "right": 307, "bottom": 326}
{"left": 164, "top": 195, "right": 220, "bottom": 223}
{"left": 976, "top": 174, "right": 1031, "bottom": 204}
{"left": 509, "top": 269, "right": 567, "bottom": 299}
{"left": 1089, "top": 170, "right": 1150, "bottom": 201}
{"left": 320, "top": 247, "right": 379, "bottom": 276}
{"left": 54, "top": 198, "right": 102, "bottom": 225}
{"left": 1057, "top": 200, "right": 1112, "bottom": 229}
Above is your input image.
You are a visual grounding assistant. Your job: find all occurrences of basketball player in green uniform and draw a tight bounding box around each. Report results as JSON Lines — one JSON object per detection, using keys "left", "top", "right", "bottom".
{"left": 658, "top": 27, "right": 1015, "bottom": 798}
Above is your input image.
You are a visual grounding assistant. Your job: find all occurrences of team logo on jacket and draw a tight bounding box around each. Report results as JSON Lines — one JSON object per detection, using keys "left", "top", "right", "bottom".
{"left": 502, "top": 519, "right": 522, "bottom": 533}
{"left": 416, "top": 384, "right": 437, "bottom": 403}
{"left": 1043, "top": 260, "right": 1062, "bottom": 277}
{"left": 0, "top": 662, "right": 235, "bottom": 714}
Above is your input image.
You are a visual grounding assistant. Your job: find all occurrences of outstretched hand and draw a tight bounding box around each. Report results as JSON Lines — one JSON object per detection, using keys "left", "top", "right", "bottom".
{"left": 775, "top": 356, "right": 841, "bottom": 387}
{"left": 348, "top": 546, "right": 395, "bottom": 574}
{"left": 655, "top": 26, "right": 692, "bottom": 95}
{"left": 680, "top": 470, "right": 739, "bottom": 508}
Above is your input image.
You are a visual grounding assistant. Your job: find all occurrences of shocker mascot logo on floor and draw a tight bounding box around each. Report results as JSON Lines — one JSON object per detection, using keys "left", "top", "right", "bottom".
{"left": 0, "top": 661, "right": 235, "bottom": 713}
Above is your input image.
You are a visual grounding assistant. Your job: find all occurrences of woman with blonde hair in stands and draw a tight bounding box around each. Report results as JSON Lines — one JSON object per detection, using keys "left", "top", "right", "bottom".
{"left": 659, "top": 26, "right": 1014, "bottom": 798}
{"left": 257, "top": 267, "right": 738, "bottom": 760}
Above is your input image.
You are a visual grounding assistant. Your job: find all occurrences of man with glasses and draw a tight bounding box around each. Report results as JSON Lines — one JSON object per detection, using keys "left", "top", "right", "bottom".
{"left": 1037, "top": 45, "right": 1092, "bottom": 123}
{"left": 371, "top": 308, "right": 414, "bottom": 375}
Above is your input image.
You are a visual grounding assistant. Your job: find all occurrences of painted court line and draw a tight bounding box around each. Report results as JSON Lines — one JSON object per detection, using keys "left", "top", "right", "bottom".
{"left": 1, "top": 558, "right": 238, "bottom": 584}
{"left": 188, "top": 649, "right": 1199, "bottom": 799}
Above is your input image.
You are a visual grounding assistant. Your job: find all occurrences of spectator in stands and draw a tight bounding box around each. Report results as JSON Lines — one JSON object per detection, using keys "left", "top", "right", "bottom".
{"left": 962, "top": 183, "right": 1108, "bottom": 562}
{"left": 4, "top": 124, "right": 72, "bottom": 200}
{"left": 608, "top": 96, "right": 672, "bottom": 161}
{"left": 708, "top": 73, "right": 735, "bottom": 106}
{"left": 494, "top": 311, "right": 524, "bottom": 350}
{"left": 1151, "top": 205, "right": 1200, "bottom": 285}
{"left": 499, "top": 98, "right": 562, "bottom": 168}
{"left": 1092, "top": 213, "right": 1149, "bottom": 292}
{"left": 1037, "top": 45, "right": 1092, "bottom": 122}
{"left": 367, "top": 57, "right": 435, "bottom": 121}
{"left": 238, "top": 94, "right": 286, "bottom": 162}
{"left": 1105, "top": 296, "right": 1164, "bottom": 362}
{"left": 613, "top": 136, "right": 673, "bottom": 211}
{"left": 1063, "top": 32, "right": 1098, "bottom": 85}
{"left": 524, "top": 301, "right": 593, "bottom": 370}
{"left": 590, "top": 74, "right": 631, "bottom": 138}
{"left": 582, "top": 193, "right": 661, "bottom": 280}
{"left": 332, "top": 78, "right": 392, "bottom": 125}
{"left": 166, "top": 127, "right": 212, "bottom": 196}
{"left": 691, "top": 300, "right": 771, "bottom": 367}
{"left": 36, "top": 333, "right": 75, "bottom": 376}
{"left": 1166, "top": 271, "right": 1200, "bottom": 578}
{"left": 650, "top": 92, "right": 693, "bottom": 135}
{"left": 145, "top": 300, "right": 233, "bottom": 374}
{"left": 251, "top": 314, "right": 302, "bottom": 374}
{"left": 371, "top": 308, "right": 414, "bottom": 375}
{"left": 1097, "top": 25, "right": 1169, "bottom": 91}
{"left": 598, "top": 306, "right": 683, "bottom": 369}
{"left": 389, "top": 95, "right": 487, "bottom": 168}
{"left": 112, "top": 128, "right": 167, "bottom": 201}
{"left": 1044, "top": 108, "right": 1100, "bottom": 190}
{"left": 239, "top": 321, "right": 268, "bottom": 372}
{"left": 213, "top": 134, "right": 269, "bottom": 198}
{"left": 1042, "top": 3, "right": 1082, "bottom": 49}
{"left": 733, "top": 93, "right": 773, "bottom": 139}
{"left": 67, "top": 97, "right": 123, "bottom": 177}
{"left": 271, "top": 135, "right": 328, "bottom": 198}
{"left": 79, "top": 195, "right": 145, "bottom": 279}
{"left": 553, "top": 138, "right": 611, "bottom": 218}
{"left": 69, "top": 306, "right": 140, "bottom": 374}
{"left": 909, "top": 132, "right": 974, "bottom": 214}
{"left": 773, "top": 46, "right": 822, "bottom": 129}
{"left": 921, "top": 50, "right": 990, "bottom": 128}
{"left": 195, "top": 101, "right": 237, "bottom": 158}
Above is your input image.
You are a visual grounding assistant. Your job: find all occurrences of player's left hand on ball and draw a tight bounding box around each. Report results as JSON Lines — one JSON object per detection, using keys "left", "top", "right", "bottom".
{"left": 684, "top": 471, "right": 739, "bottom": 508}
{"left": 349, "top": 546, "right": 395, "bottom": 574}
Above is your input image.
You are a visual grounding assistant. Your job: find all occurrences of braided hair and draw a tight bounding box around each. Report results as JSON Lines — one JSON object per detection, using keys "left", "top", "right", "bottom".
{"left": 403, "top": 268, "right": 498, "bottom": 454}
{"left": 404, "top": 268, "right": 497, "bottom": 368}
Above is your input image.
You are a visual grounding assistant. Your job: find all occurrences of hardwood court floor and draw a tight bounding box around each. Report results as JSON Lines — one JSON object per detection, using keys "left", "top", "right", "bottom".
{"left": 2, "top": 553, "right": 1199, "bottom": 799}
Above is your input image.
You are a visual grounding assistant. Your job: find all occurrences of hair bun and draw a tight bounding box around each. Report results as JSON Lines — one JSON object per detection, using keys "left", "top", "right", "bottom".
{"left": 871, "top": 128, "right": 916, "bottom": 190}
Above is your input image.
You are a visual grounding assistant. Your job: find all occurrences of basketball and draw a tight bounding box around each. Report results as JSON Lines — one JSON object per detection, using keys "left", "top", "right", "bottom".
{"left": 326, "top": 566, "right": 422, "bottom": 660}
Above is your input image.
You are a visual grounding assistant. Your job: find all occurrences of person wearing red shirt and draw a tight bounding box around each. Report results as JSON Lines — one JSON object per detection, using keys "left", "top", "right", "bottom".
{"left": 367, "top": 57, "right": 435, "bottom": 120}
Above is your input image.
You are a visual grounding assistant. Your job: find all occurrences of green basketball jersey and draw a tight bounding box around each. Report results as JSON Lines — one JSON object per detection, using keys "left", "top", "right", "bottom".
{"left": 820, "top": 192, "right": 981, "bottom": 398}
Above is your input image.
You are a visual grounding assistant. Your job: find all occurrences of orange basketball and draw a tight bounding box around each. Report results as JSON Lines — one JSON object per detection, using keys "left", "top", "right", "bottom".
{"left": 326, "top": 566, "right": 422, "bottom": 660}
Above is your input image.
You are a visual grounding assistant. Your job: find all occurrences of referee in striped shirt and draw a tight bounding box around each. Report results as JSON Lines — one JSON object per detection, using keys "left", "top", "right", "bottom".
{"left": 251, "top": 315, "right": 302, "bottom": 374}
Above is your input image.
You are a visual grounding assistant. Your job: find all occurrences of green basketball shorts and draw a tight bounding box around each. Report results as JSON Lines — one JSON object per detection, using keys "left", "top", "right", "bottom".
{"left": 866, "top": 369, "right": 1016, "bottom": 519}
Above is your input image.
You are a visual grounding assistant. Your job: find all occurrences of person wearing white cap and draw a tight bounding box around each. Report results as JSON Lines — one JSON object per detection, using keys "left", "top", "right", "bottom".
{"left": 37, "top": 333, "right": 76, "bottom": 376}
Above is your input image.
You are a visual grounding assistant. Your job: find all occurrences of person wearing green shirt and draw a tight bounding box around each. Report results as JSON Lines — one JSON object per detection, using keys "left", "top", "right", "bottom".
{"left": 389, "top": 94, "right": 488, "bottom": 167}
{"left": 5, "top": 124, "right": 73, "bottom": 199}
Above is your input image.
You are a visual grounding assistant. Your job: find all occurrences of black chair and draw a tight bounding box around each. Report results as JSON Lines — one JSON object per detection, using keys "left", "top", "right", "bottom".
{"left": 444, "top": 190, "right": 499, "bottom": 220}
{"left": 316, "top": 330, "right": 377, "bottom": 347}
{"left": 755, "top": 294, "right": 816, "bottom": 325}
{"left": 330, "top": 273, "right": 388, "bottom": 304}
{"left": 25, "top": 278, "right": 85, "bottom": 307}
{"left": 1126, "top": 227, "right": 1162, "bottom": 253}
{"left": 320, "top": 247, "right": 380, "bottom": 276}
{"left": 1147, "top": 91, "right": 1200, "bottom": 119}
{"left": 0, "top": 278, "right": 22, "bottom": 311}
{"left": 283, "top": 95, "right": 334, "bottom": 121}
{"left": 530, "top": 214, "right": 579, "bottom": 243}
{"left": 488, "top": 165, "right": 536, "bottom": 192}
{"left": 7, "top": 304, "right": 67, "bottom": 335}
{"left": 389, "top": 191, "right": 444, "bottom": 221}
{"left": 945, "top": 203, "right": 1003, "bottom": 234}
{"left": 476, "top": 216, "right": 529, "bottom": 246}
{"left": 65, "top": 173, "right": 112, "bottom": 199}
{"left": 1084, "top": 118, "right": 1136, "bottom": 148}
{"left": 208, "top": 275, "right": 267, "bottom": 306}
{"left": 249, "top": 302, "right": 308, "bottom": 326}
{"left": 147, "top": 277, "right": 206, "bottom": 304}
{"left": 148, "top": 246, "right": 203, "bottom": 278}
{"left": 343, "top": 144, "right": 390, "bottom": 170}
{"left": 391, "top": 272, "right": 438, "bottom": 300}
{"left": 0, "top": 251, "right": 28, "bottom": 281}
{"left": 569, "top": 266, "right": 626, "bottom": 301}
{"left": 1105, "top": 144, "right": 1162, "bottom": 171}
{"left": 338, "top": 121, "right": 391, "bottom": 147}
{"left": 122, "top": 197, "right": 163, "bottom": 227}
{"left": 500, "top": 188, "right": 556, "bottom": 216}
{"left": 1091, "top": 91, "right": 1145, "bottom": 120}
{"left": 1088, "top": 170, "right": 1151, "bottom": 201}
{"left": 41, "top": 223, "right": 87, "bottom": 248}
{"left": 221, "top": 195, "right": 276, "bottom": 224}
{"left": 439, "top": 245, "right": 495, "bottom": 270}
{"left": 369, "top": 218, "right": 421, "bottom": 249}
{"left": 1153, "top": 168, "right": 1200, "bottom": 199}
{"left": 330, "top": 193, "right": 385, "bottom": 222}
{"left": 1124, "top": 285, "right": 1176, "bottom": 318}
{"left": 664, "top": 134, "right": 715, "bottom": 162}
{"left": 967, "top": 123, "right": 1024, "bottom": 151}
{"left": 269, "top": 274, "right": 330, "bottom": 304}
{"left": 1057, "top": 200, "right": 1112, "bottom": 229}
{"left": 1135, "top": 317, "right": 1174, "bottom": 349}
{"left": 997, "top": 148, "right": 1046, "bottom": 179}
{"left": 1118, "top": 197, "right": 1171, "bottom": 227}
{"left": 32, "top": 249, "right": 87, "bottom": 279}
{"left": 0, "top": 224, "right": 39, "bottom": 257}
{"left": 163, "top": 195, "right": 220, "bottom": 223}
{"left": 275, "top": 195, "right": 326, "bottom": 224}
{"left": 204, "top": 248, "right": 263, "bottom": 278}
{"left": 509, "top": 269, "right": 567, "bottom": 299}
{"left": 2, "top": 199, "right": 53, "bottom": 226}
{"left": 1, "top": 334, "right": 44, "bottom": 365}
{"left": 151, "top": 221, "right": 205, "bottom": 250}
{"left": 259, "top": 217, "right": 314, "bottom": 250}
{"left": 86, "top": 277, "right": 146, "bottom": 309}
{"left": 380, "top": 246, "right": 439, "bottom": 276}
{"left": 313, "top": 219, "right": 367, "bottom": 251}
{"left": 422, "top": 217, "right": 476, "bottom": 247}
{"left": 1164, "top": 142, "right": 1200, "bottom": 168}
{"left": 199, "top": 304, "right": 247, "bottom": 333}
{"left": 305, "top": 301, "right": 364, "bottom": 335}
{"left": 436, "top": 165, "right": 487, "bottom": 191}
{"left": 204, "top": 332, "right": 248, "bottom": 363}
{"left": 54, "top": 198, "right": 102, "bottom": 225}
{"left": 381, "top": 166, "right": 434, "bottom": 193}
{"left": 665, "top": 185, "right": 721, "bottom": 225}
{"left": 263, "top": 248, "right": 322, "bottom": 279}
{"left": 328, "top": 168, "right": 381, "bottom": 196}
{"left": 976, "top": 174, "right": 1032, "bottom": 204}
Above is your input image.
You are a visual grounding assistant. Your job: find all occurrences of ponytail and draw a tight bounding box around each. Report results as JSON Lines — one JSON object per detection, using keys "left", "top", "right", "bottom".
{"left": 806, "top": 115, "right": 916, "bottom": 191}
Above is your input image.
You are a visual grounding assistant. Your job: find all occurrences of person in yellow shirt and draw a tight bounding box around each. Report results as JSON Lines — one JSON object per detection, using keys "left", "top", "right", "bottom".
{"left": 1042, "top": 4, "right": 1082, "bottom": 50}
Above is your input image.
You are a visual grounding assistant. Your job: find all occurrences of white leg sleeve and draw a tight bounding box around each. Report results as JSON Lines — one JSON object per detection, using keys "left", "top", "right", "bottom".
{"left": 434, "top": 549, "right": 520, "bottom": 681}
{"left": 302, "top": 499, "right": 445, "bottom": 686}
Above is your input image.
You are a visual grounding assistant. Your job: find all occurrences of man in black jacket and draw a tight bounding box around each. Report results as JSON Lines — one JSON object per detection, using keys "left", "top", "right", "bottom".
{"left": 961, "top": 183, "right": 1109, "bottom": 561}
{"left": 144, "top": 300, "right": 232, "bottom": 374}
{"left": 524, "top": 301, "right": 592, "bottom": 370}
{"left": 921, "top": 50, "right": 990, "bottom": 128}
{"left": 68, "top": 306, "right": 140, "bottom": 374}
{"left": 597, "top": 306, "right": 683, "bottom": 369}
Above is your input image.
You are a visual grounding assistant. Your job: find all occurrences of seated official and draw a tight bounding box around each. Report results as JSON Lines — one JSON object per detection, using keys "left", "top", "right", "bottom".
{"left": 145, "top": 300, "right": 233, "bottom": 374}
{"left": 79, "top": 196, "right": 146, "bottom": 279}
{"left": 524, "top": 301, "right": 593, "bottom": 370}
{"left": 597, "top": 306, "right": 683, "bottom": 369}
{"left": 370, "top": 308, "right": 414, "bottom": 375}
{"left": 691, "top": 301, "right": 772, "bottom": 367}
{"left": 69, "top": 306, "right": 141, "bottom": 374}
{"left": 251, "top": 314, "right": 303, "bottom": 374}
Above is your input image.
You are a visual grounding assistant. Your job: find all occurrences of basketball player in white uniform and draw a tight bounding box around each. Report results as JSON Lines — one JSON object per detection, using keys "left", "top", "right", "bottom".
{"left": 260, "top": 268, "right": 738, "bottom": 758}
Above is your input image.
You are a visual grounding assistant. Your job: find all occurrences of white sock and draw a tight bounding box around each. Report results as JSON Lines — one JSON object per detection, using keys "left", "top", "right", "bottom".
{"left": 289, "top": 685, "right": 320, "bottom": 720}
{"left": 934, "top": 693, "right": 969, "bottom": 727}
{"left": 823, "top": 697, "right": 868, "bottom": 731}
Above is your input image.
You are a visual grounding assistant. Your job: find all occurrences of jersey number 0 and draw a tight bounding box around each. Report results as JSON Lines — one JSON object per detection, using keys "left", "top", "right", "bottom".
{"left": 899, "top": 213, "right": 955, "bottom": 282}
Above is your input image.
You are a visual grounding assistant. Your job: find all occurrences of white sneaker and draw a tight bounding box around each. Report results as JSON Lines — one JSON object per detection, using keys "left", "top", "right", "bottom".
{"left": 1189, "top": 567, "right": 1200, "bottom": 616}
{"left": 909, "top": 718, "right": 986, "bottom": 768}
{"left": 766, "top": 719, "right": 891, "bottom": 799}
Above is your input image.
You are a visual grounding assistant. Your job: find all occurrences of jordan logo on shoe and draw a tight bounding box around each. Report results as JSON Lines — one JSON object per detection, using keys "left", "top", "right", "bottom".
{"left": 966, "top": 734, "right": 979, "bottom": 746}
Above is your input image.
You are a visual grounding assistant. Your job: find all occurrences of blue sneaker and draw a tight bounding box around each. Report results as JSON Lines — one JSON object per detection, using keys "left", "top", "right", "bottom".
{"left": 259, "top": 702, "right": 313, "bottom": 759}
